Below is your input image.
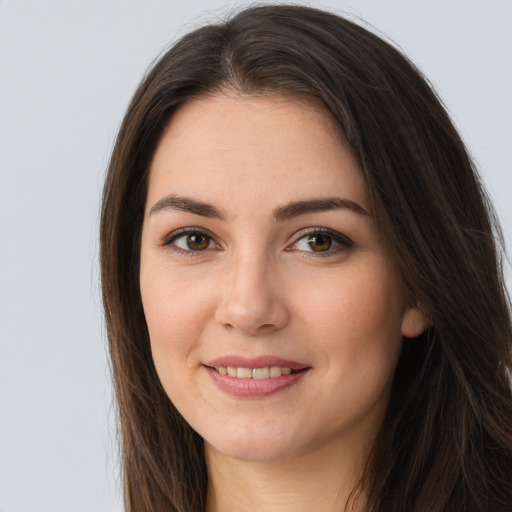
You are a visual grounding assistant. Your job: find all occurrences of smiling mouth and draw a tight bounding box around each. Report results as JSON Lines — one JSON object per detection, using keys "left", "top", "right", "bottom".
{"left": 205, "top": 363, "right": 310, "bottom": 397}
{"left": 211, "top": 366, "right": 302, "bottom": 379}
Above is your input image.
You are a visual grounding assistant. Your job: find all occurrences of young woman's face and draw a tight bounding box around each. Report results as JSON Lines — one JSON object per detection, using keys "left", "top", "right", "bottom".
{"left": 140, "top": 94, "right": 424, "bottom": 462}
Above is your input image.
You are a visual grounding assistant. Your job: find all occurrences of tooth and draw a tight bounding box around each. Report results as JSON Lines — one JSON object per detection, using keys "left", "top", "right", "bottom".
{"left": 220, "top": 365, "right": 296, "bottom": 379}
{"left": 270, "top": 366, "right": 283, "bottom": 378}
{"left": 252, "top": 367, "right": 270, "bottom": 379}
{"left": 237, "top": 367, "right": 252, "bottom": 379}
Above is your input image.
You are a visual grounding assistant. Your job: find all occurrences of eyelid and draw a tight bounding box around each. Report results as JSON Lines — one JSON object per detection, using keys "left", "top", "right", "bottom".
{"left": 160, "top": 226, "right": 352, "bottom": 255}
{"left": 287, "top": 227, "right": 354, "bottom": 253}
{"left": 161, "top": 227, "right": 220, "bottom": 251}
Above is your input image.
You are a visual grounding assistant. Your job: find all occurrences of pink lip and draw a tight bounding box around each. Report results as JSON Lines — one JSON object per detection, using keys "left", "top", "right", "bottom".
{"left": 203, "top": 355, "right": 310, "bottom": 398}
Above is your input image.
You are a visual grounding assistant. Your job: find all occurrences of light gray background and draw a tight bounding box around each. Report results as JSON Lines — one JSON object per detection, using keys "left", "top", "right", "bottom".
{"left": 1, "top": 1, "right": 510, "bottom": 511}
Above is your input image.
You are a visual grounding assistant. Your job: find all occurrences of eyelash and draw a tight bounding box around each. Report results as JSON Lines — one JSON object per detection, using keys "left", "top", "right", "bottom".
{"left": 288, "top": 227, "right": 354, "bottom": 256}
{"left": 161, "top": 227, "right": 354, "bottom": 256}
{"left": 162, "top": 227, "right": 218, "bottom": 256}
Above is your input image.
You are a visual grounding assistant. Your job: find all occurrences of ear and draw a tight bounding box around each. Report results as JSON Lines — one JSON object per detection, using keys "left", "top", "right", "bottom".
{"left": 401, "top": 305, "right": 429, "bottom": 339}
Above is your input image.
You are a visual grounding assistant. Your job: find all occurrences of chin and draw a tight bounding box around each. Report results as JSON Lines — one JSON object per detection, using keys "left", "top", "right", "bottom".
{"left": 203, "top": 421, "right": 311, "bottom": 463}
{"left": 210, "top": 439, "right": 298, "bottom": 462}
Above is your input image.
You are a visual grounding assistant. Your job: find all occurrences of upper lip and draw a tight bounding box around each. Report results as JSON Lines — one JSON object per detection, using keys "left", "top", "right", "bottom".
{"left": 205, "top": 355, "right": 309, "bottom": 371}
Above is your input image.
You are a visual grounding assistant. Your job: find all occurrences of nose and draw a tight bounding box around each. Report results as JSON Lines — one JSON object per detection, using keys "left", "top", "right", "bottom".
{"left": 214, "top": 253, "right": 290, "bottom": 337}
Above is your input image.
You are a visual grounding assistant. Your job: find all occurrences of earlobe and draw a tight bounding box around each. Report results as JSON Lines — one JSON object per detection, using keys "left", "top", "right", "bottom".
{"left": 401, "top": 306, "right": 429, "bottom": 339}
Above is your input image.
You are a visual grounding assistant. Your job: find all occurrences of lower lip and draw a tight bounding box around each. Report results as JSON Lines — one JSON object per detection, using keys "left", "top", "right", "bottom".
{"left": 204, "top": 366, "right": 309, "bottom": 398}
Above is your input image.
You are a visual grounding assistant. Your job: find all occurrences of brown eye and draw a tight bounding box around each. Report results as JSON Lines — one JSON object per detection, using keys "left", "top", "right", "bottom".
{"left": 307, "top": 234, "right": 332, "bottom": 252}
{"left": 289, "top": 229, "right": 352, "bottom": 255}
{"left": 168, "top": 231, "right": 216, "bottom": 252}
{"left": 186, "top": 233, "right": 210, "bottom": 250}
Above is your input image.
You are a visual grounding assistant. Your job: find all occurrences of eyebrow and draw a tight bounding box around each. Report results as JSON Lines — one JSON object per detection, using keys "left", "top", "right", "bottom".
{"left": 149, "top": 195, "right": 369, "bottom": 220}
{"left": 149, "top": 195, "right": 226, "bottom": 219}
{"left": 273, "top": 197, "right": 369, "bottom": 222}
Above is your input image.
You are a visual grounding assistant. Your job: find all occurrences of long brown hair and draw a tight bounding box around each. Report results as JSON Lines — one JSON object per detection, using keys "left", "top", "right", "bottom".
{"left": 100, "top": 5, "right": 512, "bottom": 511}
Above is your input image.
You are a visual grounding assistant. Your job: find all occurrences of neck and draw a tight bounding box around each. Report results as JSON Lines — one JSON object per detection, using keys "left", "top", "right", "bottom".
{"left": 205, "top": 437, "right": 368, "bottom": 512}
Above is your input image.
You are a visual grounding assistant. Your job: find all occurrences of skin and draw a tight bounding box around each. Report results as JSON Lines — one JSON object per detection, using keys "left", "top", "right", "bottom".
{"left": 139, "top": 93, "right": 427, "bottom": 511}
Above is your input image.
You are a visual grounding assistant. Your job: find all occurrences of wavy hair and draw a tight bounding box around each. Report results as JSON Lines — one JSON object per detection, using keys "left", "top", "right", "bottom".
{"left": 100, "top": 5, "right": 512, "bottom": 511}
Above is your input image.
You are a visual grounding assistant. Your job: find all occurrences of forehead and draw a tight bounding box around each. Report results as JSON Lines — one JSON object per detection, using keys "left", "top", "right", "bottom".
{"left": 146, "top": 93, "right": 369, "bottom": 213}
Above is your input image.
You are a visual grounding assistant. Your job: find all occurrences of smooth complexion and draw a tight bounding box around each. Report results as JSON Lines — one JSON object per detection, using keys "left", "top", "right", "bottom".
{"left": 139, "top": 94, "right": 427, "bottom": 511}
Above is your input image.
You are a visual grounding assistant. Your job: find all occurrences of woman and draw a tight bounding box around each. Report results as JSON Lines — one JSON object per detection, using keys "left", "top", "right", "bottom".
{"left": 100, "top": 5, "right": 512, "bottom": 511}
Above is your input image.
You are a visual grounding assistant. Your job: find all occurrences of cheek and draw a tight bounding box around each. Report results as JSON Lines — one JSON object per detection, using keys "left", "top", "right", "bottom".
{"left": 294, "top": 263, "right": 405, "bottom": 371}
{"left": 300, "top": 264, "right": 403, "bottom": 329}
{"left": 295, "top": 267, "right": 404, "bottom": 423}
{"left": 140, "top": 261, "right": 216, "bottom": 370}
{"left": 140, "top": 265, "right": 217, "bottom": 419}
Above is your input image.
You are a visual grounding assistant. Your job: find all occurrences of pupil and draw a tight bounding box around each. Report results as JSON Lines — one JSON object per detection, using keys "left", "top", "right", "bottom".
{"left": 187, "top": 234, "right": 208, "bottom": 250}
{"left": 308, "top": 234, "right": 331, "bottom": 251}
